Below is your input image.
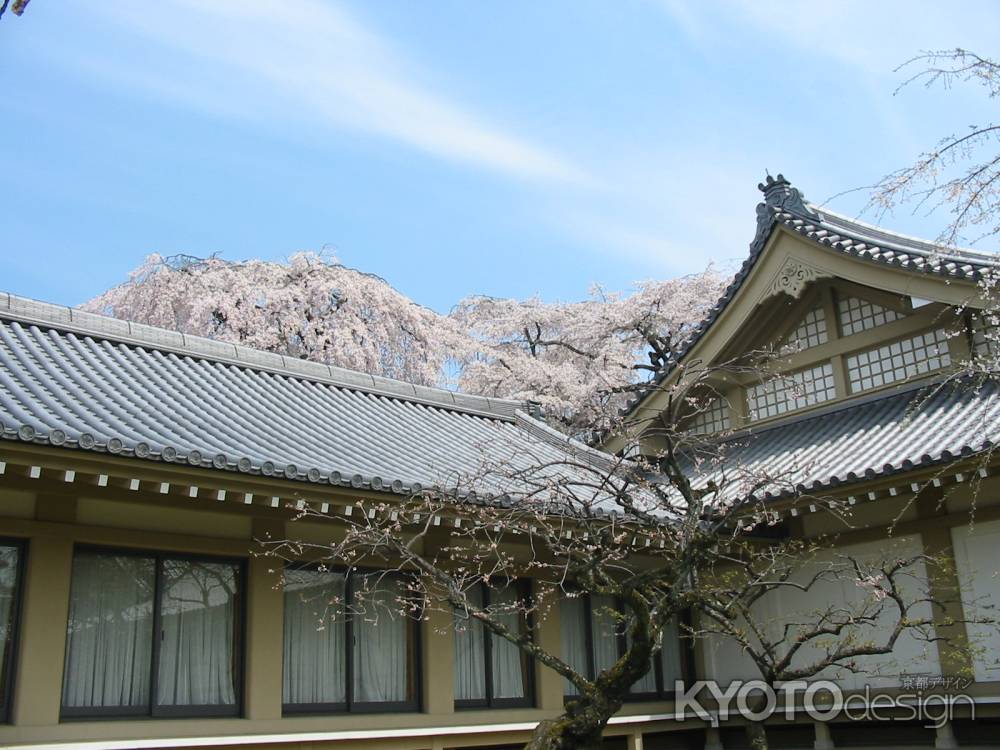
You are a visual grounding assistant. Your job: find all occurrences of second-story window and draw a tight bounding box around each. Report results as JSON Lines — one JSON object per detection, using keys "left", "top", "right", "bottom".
{"left": 282, "top": 568, "right": 421, "bottom": 714}
{"left": 746, "top": 362, "right": 836, "bottom": 420}
{"left": 453, "top": 581, "right": 534, "bottom": 709}
{"left": 845, "top": 329, "right": 952, "bottom": 393}
{"left": 684, "top": 396, "right": 731, "bottom": 435}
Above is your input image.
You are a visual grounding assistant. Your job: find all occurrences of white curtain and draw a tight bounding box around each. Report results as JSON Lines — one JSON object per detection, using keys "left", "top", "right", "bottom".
{"left": 626, "top": 621, "right": 657, "bottom": 694}
{"left": 660, "top": 618, "right": 684, "bottom": 690}
{"left": 590, "top": 594, "right": 620, "bottom": 675}
{"left": 62, "top": 553, "right": 155, "bottom": 709}
{"left": 490, "top": 586, "right": 527, "bottom": 699}
{"left": 156, "top": 559, "right": 237, "bottom": 707}
{"left": 283, "top": 569, "right": 347, "bottom": 705}
{"left": 352, "top": 575, "right": 409, "bottom": 703}
{"left": 560, "top": 596, "right": 589, "bottom": 696}
{"left": 0, "top": 545, "right": 18, "bottom": 694}
{"left": 453, "top": 586, "right": 486, "bottom": 701}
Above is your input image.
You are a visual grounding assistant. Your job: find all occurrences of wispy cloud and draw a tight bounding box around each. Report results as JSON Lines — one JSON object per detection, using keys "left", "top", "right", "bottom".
{"left": 77, "top": 0, "right": 591, "bottom": 185}
{"left": 656, "top": 0, "right": 1000, "bottom": 75}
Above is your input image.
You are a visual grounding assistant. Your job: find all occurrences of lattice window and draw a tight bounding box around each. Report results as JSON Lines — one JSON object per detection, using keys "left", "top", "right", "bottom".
{"left": 972, "top": 315, "right": 999, "bottom": 359}
{"left": 838, "top": 296, "right": 902, "bottom": 336}
{"left": 846, "top": 329, "right": 952, "bottom": 393}
{"left": 746, "top": 363, "right": 837, "bottom": 420}
{"left": 781, "top": 307, "right": 829, "bottom": 353}
{"left": 685, "top": 397, "right": 731, "bottom": 435}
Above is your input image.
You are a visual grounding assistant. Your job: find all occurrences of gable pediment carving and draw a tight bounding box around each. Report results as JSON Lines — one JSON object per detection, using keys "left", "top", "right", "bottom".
{"left": 762, "top": 257, "right": 829, "bottom": 301}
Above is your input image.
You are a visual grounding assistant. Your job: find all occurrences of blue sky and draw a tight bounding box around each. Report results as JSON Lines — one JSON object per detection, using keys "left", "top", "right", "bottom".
{"left": 2, "top": 1, "right": 998, "bottom": 313}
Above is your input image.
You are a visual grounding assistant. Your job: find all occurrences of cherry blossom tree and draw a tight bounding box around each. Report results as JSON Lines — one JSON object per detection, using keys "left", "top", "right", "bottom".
{"left": 262, "top": 371, "right": 967, "bottom": 750}
{"left": 869, "top": 49, "right": 1000, "bottom": 248}
{"left": 83, "top": 252, "right": 463, "bottom": 387}
{"left": 84, "top": 253, "right": 729, "bottom": 430}
{"left": 451, "top": 268, "right": 730, "bottom": 431}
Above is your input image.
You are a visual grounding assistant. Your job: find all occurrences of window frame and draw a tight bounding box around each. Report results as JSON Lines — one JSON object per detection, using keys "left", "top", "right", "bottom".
{"left": 0, "top": 538, "right": 27, "bottom": 724}
{"left": 281, "top": 564, "right": 423, "bottom": 716}
{"left": 60, "top": 544, "right": 247, "bottom": 721}
{"left": 563, "top": 594, "right": 694, "bottom": 704}
{"left": 453, "top": 579, "right": 535, "bottom": 711}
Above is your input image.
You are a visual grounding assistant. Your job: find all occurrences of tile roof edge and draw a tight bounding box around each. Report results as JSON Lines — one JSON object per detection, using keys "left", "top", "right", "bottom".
{"left": 0, "top": 291, "right": 526, "bottom": 422}
{"left": 514, "top": 410, "right": 618, "bottom": 472}
{"left": 613, "top": 176, "right": 998, "bottom": 425}
{"left": 806, "top": 205, "right": 1000, "bottom": 265}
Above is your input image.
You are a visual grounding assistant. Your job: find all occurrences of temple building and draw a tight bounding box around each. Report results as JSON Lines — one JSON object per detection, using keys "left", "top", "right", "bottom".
{"left": 1, "top": 175, "right": 999, "bottom": 749}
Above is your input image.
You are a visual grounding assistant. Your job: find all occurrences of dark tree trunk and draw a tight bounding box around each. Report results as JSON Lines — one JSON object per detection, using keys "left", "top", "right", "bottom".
{"left": 524, "top": 598, "right": 656, "bottom": 750}
{"left": 524, "top": 697, "right": 619, "bottom": 750}
{"left": 744, "top": 720, "right": 769, "bottom": 750}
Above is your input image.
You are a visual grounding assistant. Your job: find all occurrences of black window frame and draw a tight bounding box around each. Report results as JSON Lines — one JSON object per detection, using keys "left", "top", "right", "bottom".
{"left": 453, "top": 579, "right": 536, "bottom": 711}
{"left": 281, "top": 564, "right": 423, "bottom": 716}
{"left": 0, "top": 537, "right": 27, "bottom": 724}
{"left": 60, "top": 544, "right": 247, "bottom": 720}
{"left": 563, "top": 593, "right": 694, "bottom": 703}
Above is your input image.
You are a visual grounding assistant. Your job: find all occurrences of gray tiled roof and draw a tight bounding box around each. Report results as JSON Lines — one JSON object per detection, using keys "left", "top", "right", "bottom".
{"left": 691, "top": 379, "right": 1000, "bottom": 503}
{"left": 620, "top": 174, "right": 1000, "bottom": 417}
{"left": 0, "top": 293, "right": 612, "bottom": 496}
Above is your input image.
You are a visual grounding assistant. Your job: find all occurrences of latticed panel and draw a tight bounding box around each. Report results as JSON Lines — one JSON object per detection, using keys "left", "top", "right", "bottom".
{"left": 685, "top": 397, "right": 731, "bottom": 435}
{"left": 746, "top": 362, "right": 837, "bottom": 420}
{"left": 846, "top": 329, "right": 952, "bottom": 393}
{"left": 780, "top": 306, "right": 829, "bottom": 353}
{"left": 838, "top": 296, "right": 902, "bottom": 336}
{"left": 972, "top": 315, "right": 999, "bottom": 359}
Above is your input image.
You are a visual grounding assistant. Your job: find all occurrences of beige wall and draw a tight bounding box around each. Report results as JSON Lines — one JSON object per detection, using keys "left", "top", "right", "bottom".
{"left": 0, "top": 478, "right": 665, "bottom": 750}
{"left": 0, "top": 450, "right": 997, "bottom": 749}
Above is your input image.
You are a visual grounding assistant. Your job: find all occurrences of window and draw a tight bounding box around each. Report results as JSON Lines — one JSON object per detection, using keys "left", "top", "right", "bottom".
{"left": 560, "top": 594, "right": 687, "bottom": 700}
{"left": 0, "top": 542, "right": 25, "bottom": 722}
{"left": 972, "top": 314, "right": 999, "bottom": 360}
{"left": 780, "top": 306, "right": 829, "bottom": 353}
{"left": 454, "top": 581, "right": 533, "bottom": 709}
{"left": 684, "top": 396, "right": 731, "bottom": 436}
{"left": 838, "top": 296, "right": 902, "bottom": 337}
{"left": 846, "top": 329, "right": 952, "bottom": 393}
{"left": 283, "top": 568, "right": 421, "bottom": 713}
{"left": 746, "top": 362, "right": 837, "bottom": 420}
{"left": 61, "top": 548, "right": 243, "bottom": 718}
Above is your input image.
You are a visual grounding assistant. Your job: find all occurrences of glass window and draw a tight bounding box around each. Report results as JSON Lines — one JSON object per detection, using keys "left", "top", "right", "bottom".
{"left": 684, "top": 396, "right": 731, "bottom": 436}
{"left": 62, "top": 549, "right": 242, "bottom": 718}
{"left": 560, "top": 594, "right": 686, "bottom": 701}
{"left": 781, "top": 306, "right": 829, "bottom": 353}
{"left": 838, "top": 296, "right": 902, "bottom": 337}
{"left": 283, "top": 568, "right": 420, "bottom": 713}
{"left": 0, "top": 542, "right": 25, "bottom": 722}
{"left": 454, "top": 581, "right": 533, "bottom": 709}
{"left": 746, "top": 362, "right": 837, "bottom": 420}
{"left": 845, "top": 329, "right": 952, "bottom": 393}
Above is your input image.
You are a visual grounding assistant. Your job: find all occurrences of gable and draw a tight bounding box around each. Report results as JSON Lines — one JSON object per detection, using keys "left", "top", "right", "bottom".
{"left": 609, "top": 174, "right": 995, "bottom": 453}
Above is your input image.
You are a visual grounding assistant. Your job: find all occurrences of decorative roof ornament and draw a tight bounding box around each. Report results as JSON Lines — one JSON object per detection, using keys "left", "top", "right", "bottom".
{"left": 758, "top": 173, "right": 818, "bottom": 218}
{"left": 750, "top": 173, "right": 821, "bottom": 255}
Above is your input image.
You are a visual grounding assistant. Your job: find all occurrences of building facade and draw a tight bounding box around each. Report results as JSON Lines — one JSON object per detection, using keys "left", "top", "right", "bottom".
{"left": 1, "top": 175, "right": 999, "bottom": 749}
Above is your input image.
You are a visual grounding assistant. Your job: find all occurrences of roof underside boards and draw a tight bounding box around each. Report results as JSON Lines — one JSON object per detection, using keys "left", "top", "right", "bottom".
{"left": 0, "top": 314, "right": 612, "bottom": 499}
{"left": 686, "top": 379, "right": 1000, "bottom": 504}
{"left": 618, "top": 175, "right": 1000, "bottom": 418}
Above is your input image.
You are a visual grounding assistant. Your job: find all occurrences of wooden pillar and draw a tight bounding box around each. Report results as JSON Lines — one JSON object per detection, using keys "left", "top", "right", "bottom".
{"left": 626, "top": 731, "right": 645, "bottom": 750}
{"left": 12, "top": 533, "right": 74, "bottom": 725}
{"left": 814, "top": 721, "right": 835, "bottom": 750}
{"left": 244, "top": 518, "right": 285, "bottom": 720}
{"left": 920, "top": 522, "right": 975, "bottom": 677}
{"left": 422, "top": 604, "right": 455, "bottom": 715}
{"left": 535, "top": 585, "right": 564, "bottom": 711}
